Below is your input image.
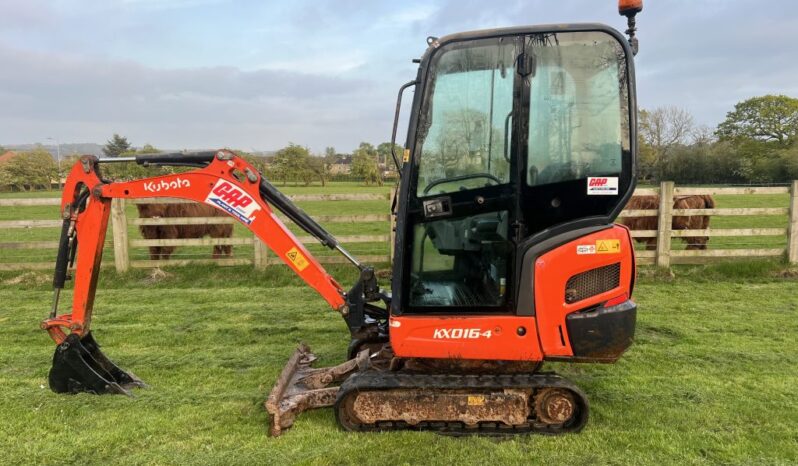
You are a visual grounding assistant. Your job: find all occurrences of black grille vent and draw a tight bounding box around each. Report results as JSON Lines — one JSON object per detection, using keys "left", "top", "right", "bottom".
{"left": 565, "top": 263, "right": 621, "bottom": 304}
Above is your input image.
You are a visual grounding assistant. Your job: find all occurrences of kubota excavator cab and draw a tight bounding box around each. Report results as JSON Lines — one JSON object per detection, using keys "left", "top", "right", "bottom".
{"left": 382, "top": 24, "right": 638, "bottom": 363}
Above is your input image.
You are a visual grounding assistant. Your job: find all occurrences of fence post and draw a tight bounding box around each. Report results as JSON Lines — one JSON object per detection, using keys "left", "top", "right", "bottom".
{"left": 253, "top": 237, "right": 269, "bottom": 269}
{"left": 389, "top": 189, "right": 396, "bottom": 263}
{"left": 655, "top": 181, "right": 674, "bottom": 268}
{"left": 788, "top": 180, "right": 798, "bottom": 264}
{"left": 110, "top": 198, "right": 130, "bottom": 272}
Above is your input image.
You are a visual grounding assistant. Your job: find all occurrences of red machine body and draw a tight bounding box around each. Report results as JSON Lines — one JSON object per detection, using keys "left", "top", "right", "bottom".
{"left": 390, "top": 225, "right": 635, "bottom": 362}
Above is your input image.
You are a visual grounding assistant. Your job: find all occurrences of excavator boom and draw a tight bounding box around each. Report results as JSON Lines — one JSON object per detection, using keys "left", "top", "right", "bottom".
{"left": 43, "top": 149, "right": 356, "bottom": 394}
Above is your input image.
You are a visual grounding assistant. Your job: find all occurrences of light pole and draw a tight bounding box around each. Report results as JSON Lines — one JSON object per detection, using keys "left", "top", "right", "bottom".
{"left": 46, "top": 137, "right": 61, "bottom": 189}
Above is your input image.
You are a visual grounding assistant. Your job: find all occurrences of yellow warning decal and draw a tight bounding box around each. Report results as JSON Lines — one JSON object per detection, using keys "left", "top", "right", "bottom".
{"left": 402, "top": 149, "right": 411, "bottom": 163}
{"left": 467, "top": 395, "right": 485, "bottom": 406}
{"left": 596, "top": 239, "right": 621, "bottom": 254}
{"left": 286, "top": 247, "right": 309, "bottom": 271}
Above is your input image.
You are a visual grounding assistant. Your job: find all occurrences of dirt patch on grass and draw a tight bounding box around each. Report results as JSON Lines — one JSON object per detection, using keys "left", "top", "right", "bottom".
{"left": 2, "top": 272, "right": 49, "bottom": 286}
{"left": 773, "top": 266, "right": 798, "bottom": 278}
{"left": 142, "top": 268, "right": 173, "bottom": 285}
{"left": 636, "top": 267, "right": 675, "bottom": 280}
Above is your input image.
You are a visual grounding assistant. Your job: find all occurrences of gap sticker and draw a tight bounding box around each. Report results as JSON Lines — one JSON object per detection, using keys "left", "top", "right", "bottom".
{"left": 285, "top": 246, "right": 309, "bottom": 271}
{"left": 204, "top": 180, "right": 261, "bottom": 225}
{"left": 576, "top": 244, "right": 596, "bottom": 255}
{"left": 587, "top": 177, "right": 619, "bottom": 195}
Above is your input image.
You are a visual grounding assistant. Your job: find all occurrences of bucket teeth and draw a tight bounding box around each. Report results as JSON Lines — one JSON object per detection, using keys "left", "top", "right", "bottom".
{"left": 48, "top": 332, "right": 145, "bottom": 395}
{"left": 265, "top": 343, "right": 368, "bottom": 436}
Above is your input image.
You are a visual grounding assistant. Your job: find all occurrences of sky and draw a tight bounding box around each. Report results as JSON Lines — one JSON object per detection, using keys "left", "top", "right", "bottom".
{"left": 1, "top": 0, "right": 797, "bottom": 153}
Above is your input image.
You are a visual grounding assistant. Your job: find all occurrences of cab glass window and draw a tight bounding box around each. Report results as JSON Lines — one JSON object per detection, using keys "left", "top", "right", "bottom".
{"left": 526, "top": 32, "right": 629, "bottom": 187}
{"left": 416, "top": 38, "right": 519, "bottom": 197}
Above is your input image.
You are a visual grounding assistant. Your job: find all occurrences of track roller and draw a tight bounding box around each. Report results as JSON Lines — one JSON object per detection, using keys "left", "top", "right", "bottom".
{"left": 335, "top": 371, "right": 589, "bottom": 435}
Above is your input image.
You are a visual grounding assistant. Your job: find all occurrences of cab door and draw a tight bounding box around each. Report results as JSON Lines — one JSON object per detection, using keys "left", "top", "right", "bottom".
{"left": 399, "top": 36, "right": 522, "bottom": 315}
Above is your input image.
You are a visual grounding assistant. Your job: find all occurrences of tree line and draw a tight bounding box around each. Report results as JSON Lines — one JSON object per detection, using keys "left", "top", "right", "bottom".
{"left": 2, "top": 94, "right": 796, "bottom": 191}
{"left": 0, "top": 146, "right": 57, "bottom": 191}
{"left": 639, "top": 95, "right": 798, "bottom": 184}
{"left": 99, "top": 135, "right": 403, "bottom": 187}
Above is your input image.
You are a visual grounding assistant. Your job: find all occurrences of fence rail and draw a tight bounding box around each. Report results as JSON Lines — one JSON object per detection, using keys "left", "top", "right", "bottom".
{"left": 0, "top": 193, "right": 395, "bottom": 272}
{"left": 1, "top": 182, "right": 797, "bottom": 271}
{"left": 617, "top": 181, "right": 798, "bottom": 266}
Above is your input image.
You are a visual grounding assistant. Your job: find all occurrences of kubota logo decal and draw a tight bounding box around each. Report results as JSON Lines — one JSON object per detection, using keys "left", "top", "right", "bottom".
{"left": 204, "top": 180, "right": 261, "bottom": 225}
{"left": 143, "top": 178, "right": 190, "bottom": 192}
{"left": 587, "top": 176, "right": 619, "bottom": 195}
{"left": 433, "top": 328, "right": 492, "bottom": 339}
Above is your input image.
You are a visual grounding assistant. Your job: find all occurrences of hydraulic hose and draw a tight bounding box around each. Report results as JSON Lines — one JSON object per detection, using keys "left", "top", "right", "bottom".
{"left": 258, "top": 178, "right": 338, "bottom": 250}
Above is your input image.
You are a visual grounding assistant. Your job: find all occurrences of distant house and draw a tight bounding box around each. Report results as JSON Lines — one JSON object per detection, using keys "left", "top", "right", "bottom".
{"left": 0, "top": 151, "right": 18, "bottom": 164}
{"left": 329, "top": 155, "right": 352, "bottom": 175}
{"left": 261, "top": 155, "right": 276, "bottom": 168}
{"left": 379, "top": 162, "right": 399, "bottom": 179}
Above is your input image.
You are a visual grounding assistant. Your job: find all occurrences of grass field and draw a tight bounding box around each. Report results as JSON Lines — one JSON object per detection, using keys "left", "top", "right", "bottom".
{"left": 0, "top": 262, "right": 797, "bottom": 465}
{"left": 1, "top": 183, "right": 797, "bottom": 464}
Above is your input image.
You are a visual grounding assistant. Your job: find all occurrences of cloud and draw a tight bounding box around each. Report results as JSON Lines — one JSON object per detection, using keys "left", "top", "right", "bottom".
{"left": 119, "top": 0, "right": 227, "bottom": 9}
{"left": 0, "top": 44, "right": 387, "bottom": 151}
{"left": 0, "top": 1, "right": 58, "bottom": 29}
{"left": 2, "top": 0, "right": 798, "bottom": 151}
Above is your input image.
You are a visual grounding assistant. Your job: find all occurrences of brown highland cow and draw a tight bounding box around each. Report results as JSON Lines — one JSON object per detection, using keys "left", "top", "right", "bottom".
{"left": 622, "top": 195, "right": 715, "bottom": 250}
{"left": 136, "top": 203, "right": 234, "bottom": 260}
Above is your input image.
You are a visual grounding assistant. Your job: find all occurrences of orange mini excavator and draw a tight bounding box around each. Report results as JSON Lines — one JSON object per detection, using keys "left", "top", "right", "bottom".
{"left": 42, "top": 2, "right": 643, "bottom": 435}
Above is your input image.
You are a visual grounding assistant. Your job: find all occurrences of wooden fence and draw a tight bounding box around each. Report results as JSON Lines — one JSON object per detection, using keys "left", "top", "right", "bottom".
{"left": 0, "top": 193, "right": 394, "bottom": 271}
{"left": 620, "top": 181, "right": 798, "bottom": 266}
{"left": 1, "top": 182, "right": 796, "bottom": 271}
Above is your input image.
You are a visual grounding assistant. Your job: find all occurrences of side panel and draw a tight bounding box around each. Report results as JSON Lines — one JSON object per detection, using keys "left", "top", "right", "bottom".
{"left": 534, "top": 225, "right": 635, "bottom": 357}
{"left": 389, "top": 315, "right": 543, "bottom": 361}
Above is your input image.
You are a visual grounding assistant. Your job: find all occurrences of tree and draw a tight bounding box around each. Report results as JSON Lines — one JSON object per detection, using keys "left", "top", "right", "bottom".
{"left": 139, "top": 144, "right": 159, "bottom": 154}
{"left": 716, "top": 95, "right": 798, "bottom": 146}
{"left": 638, "top": 106, "right": 695, "bottom": 181}
{"left": 237, "top": 151, "right": 268, "bottom": 175}
{"left": 351, "top": 142, "right": 382, "bottom": 186}
{"left": 0, "top": 149, "right": 57, "bottom": 191}
{"left": 322, "top": 148, "right": 338, "bottom": 167}
{"left": 271, "top": 144, "right": 315, "bottom": 186}
{"left": 306, "top": 155, "right": 329, "bottom": 186}
{"left": 426, "top": 109, "right": 509, "bottom": 183}
{"left": 782, "top": 145, "right": 798, "bottom": 180}
{"left": 377, "top": 142, "right": 404, "bottom": 171}
{"left": 103, "top": 134, "right": 132, "bottom": 157}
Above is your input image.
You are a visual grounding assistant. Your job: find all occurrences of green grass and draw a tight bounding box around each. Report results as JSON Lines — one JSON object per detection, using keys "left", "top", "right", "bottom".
{"left": 1, "top": 184, "right": 797, "bottom": 463}
{"left": 0, "top": 263, "right": 796, "bottom": 465}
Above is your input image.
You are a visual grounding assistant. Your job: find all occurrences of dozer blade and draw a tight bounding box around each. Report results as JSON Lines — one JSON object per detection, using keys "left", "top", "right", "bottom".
{"left": 266, "top": 343, "right": 368, "bottom": 436}
{"left": 49, "top": 332, "right": 145, "bottom": 395}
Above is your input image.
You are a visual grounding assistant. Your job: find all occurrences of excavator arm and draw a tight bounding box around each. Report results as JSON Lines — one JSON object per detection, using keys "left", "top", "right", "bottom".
{"left": 42, "top": 149, "right": 363, "bottom": 395}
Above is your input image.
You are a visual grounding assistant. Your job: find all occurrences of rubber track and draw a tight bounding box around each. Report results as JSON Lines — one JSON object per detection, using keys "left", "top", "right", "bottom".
{"left": 334, "top": 371, "right": 589, "bottom": 435}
